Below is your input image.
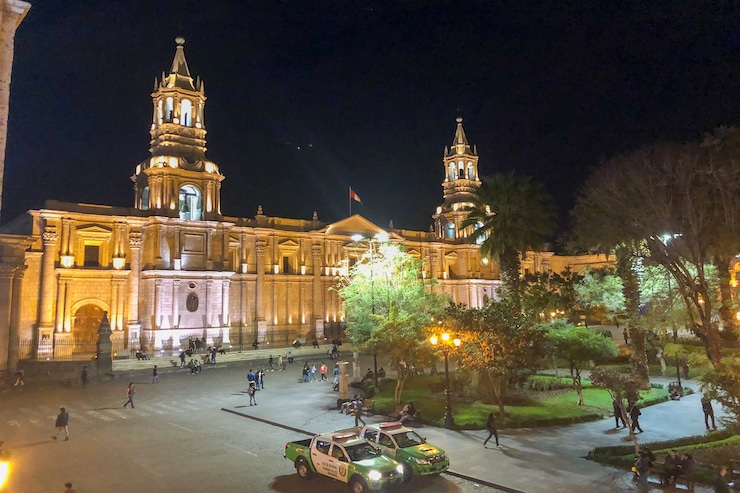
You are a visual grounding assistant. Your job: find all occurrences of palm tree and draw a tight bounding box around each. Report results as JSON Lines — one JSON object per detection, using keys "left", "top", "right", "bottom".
{"left": 463, "top": 172, "right": 555, "bottom": 308}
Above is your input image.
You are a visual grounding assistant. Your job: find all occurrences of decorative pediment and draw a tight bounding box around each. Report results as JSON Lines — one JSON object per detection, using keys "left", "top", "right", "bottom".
{"left": 407, "top": 249, "right": 421, "bottom": 258}
{"left": 444, "top": 251, "right": 458, "bottom": 264}
{"left": 322, "top": 214, "right": 386, "bottom": 238}
{"left": 76, "top": 224, "right": 112, "bottom": 234}
{"left": 278, "top": 239, "right": 300, "bottom": 254}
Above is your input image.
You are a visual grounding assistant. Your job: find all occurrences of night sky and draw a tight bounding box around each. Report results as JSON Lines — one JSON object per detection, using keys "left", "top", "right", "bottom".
{"left": 5, "top": 1, "right": 740, "bottom": 235}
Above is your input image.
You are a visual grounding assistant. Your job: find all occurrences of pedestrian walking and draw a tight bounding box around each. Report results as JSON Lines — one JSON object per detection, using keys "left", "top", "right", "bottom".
{"left": 613, "top": 398, "right": 626, "bottom": 429}
{"left": 354, "top": 397, "right": 366, "bottom": 426}
{"left": 81, "top": 366, "right": 88, "bottom": 387}
{"left": 179, "top": 351, "right": 186, "bottom": 367}
{"left": 333, "top": 364, "right": 340, "bottom": 385}
{"left": 310, "top": 364, "right": 317, "bottom": 381}
{"left": 320, "top": 363, "right": 328, "bottom": 381}
{"left": 63, "top": 482, "right": 78, "bottom": 493}
{"left": 256, "top": 369, "right": 265, "bottom": 389}
{"left": 123, "top": 383, "right": 135, "bottom": 408}
{"left": 152, "top": 365, "right": 159, "bottom": 384}
{"left": 268, "top": 354, "right": 274, "bottom": 370}
{"left": 623, "top": 328, "right": 629, "bottom": 345}
{"left": 682, "top": 360, "right": 690, "bottom": 379}
{"left": 277, "top": 354, "right": 283, "bottom": 370}
{"left": 52, "top": 407, "right": 70, "bottom": 441}
{"left": 483, "top": 412, "right": 499, "bottom": 447}
{"left": 248, "top": 384, "right": 257, "bottom": 406}
{"left": 702, "top": 395, "right": 717, "bottom": 430}
{"left": 629, "top": 402, "right": 643, "bottom": 433}
{"left": 247, "top": 368, "right": 256, "bottom": 387}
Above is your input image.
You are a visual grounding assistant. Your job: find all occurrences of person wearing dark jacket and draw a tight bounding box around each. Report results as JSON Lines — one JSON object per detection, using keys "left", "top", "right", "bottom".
{"left": 52, "top": 407, "right": 70, "bottom": 441}
{"left": 483, "top": 412, "right": 499, "bottom": 447}
{"left": 630, "top": 403, "right": 643, "bottom": 433}
{"left": 613, "top": 398, "right": 626, "bottom": 428}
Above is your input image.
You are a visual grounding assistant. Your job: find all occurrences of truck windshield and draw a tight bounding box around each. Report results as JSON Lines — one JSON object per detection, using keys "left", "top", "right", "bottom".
{"left": 345, "top": 442, "right": 381, "bottom": 461}
{"left": 394, "top": 431, "right": 424, "bottom": 448}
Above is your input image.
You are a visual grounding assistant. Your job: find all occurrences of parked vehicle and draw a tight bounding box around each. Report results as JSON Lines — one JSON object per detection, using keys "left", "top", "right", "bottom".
{"left": 284, "top": 430, "right": 404, "bottom": 492}
{"left": 359, "top": 422, "right": 449, "bottom": 481}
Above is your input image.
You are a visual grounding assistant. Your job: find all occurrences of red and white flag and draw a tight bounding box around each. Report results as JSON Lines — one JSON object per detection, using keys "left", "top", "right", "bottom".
{"left": 350, "top": 187, "right": 362, "bottom": 203}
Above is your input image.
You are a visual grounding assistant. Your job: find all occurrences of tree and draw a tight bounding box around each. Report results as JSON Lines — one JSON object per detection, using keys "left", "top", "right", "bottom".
{"left": 544, "top": 324, "right": 618, "bottom": 405}
{"left": 520, "top": 269, "right": 583, "bottom": 322}
{"left": 335, "top": 242, "right": 449, "bottom": 403}
{"left": 573, "top": 137, "right": 740, "bottom": 372}
{"left": 448, "top": 299, "right": 547, "bottom": 415}
{"left": 463, "top": 172, "right": 555, "bottom": 308}
{"left": 574, "top": 268, "right": 625, "bottom": 325}
{"left": 590, "top": 368, "right": 645, "bottom": 453}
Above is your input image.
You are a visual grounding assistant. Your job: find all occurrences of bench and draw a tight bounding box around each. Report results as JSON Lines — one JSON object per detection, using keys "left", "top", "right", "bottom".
{"left": 135, "top": 350, "right": 150, "bottom": 360}
{"left": 644, "top": 460, "right": 693, "bottom": 489}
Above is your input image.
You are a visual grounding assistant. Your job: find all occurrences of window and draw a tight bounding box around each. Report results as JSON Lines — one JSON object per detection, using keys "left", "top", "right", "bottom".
{"left": 179, "top": 185, "right": 202, "bottom": 220}
{"left": 467, "top": 162, "right": 474, "bottom": 179}
{"left": 180, "top": 99, "right": 192, "bottom": 127}
{"left": 363, "top": 430, "right": 378, "bottom": 442}
{"left": 330, "top": 445, "right": 346, "bottom": 460}
{"left": 379, "top": 433, "right": 395, "bottom": 449}
{"left": 282, "top": 256, "right": 294, "bottom": 274}
{"left": 83, "top": 245, "right": 100, "bottom": 267}
{"left": 448, "top": 163, "right": 456, "bottom": 180}
{"left": 446, "top": 222, "right": 455, "bottom": 239}
{"left": 140, "top": 186, "right": 149, "bottom": 210}
{"left": 315, "top": 440, "right": 331, "bottom": 455}
{"left": 157, "top": 100, "right": 163, "bottom": 125}
{"left": 165, "top": 97, "right": 174, "bottom": 122}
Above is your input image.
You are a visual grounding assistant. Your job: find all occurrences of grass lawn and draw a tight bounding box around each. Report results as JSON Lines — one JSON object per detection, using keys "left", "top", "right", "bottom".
{"left": 368, "top": 373, "right": 668, "bottom": 429}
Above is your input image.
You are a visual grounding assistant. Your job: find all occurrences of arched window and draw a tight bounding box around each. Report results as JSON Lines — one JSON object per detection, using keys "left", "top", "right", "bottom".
{"left": 448, "top": 163, "right": 456, "bottom": 180}
{"left": 179, "top": 185, "right": 202, "bottom": 220}
{"left": 157, "top": 101, "right": 163, "bottom": 125}
{"left": 475, "top": 221, "right": 485, "bottom": 244}
{"left": 180, "top": 99, "right": 192, "bottom": 127}
{"left": 140, "top": 186, "right": 149, "bottom": 210}
{"left": 467, "top": 162, "right": 474, "bottom": 180}
{"left": 446, "top": 222, "right": 455, "bottom": 239}
{"left": 165, "top": 97, "right": 174, "bottom": 122}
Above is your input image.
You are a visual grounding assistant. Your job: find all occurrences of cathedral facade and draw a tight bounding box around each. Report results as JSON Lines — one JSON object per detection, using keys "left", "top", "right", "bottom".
{"left": 0, "top": 39, "right": 611, "bottom": 371}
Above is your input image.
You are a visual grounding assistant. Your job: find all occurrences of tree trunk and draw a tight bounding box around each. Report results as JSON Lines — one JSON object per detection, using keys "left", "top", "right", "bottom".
{"left": 615, "top": 247, "right": 650, "bottom": 386}
{"left": 499, "top": 252, "right": 522, "bottom": 310}
{"left": 716, "top": 255, "right": 736, "bottom": 338}
{"left": 574, "top": 372, "right": 584, "bottom": 406}
{"left": 485, "top": 371, "right": 506, "bottom": 415}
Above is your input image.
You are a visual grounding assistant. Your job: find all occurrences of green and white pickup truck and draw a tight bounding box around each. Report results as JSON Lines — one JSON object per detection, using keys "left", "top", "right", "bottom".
{"left": 359, "top": 422, "right": 449, "bottom": 481}
{"left": 284, "top": 430, "right": 405, "bottom": 492}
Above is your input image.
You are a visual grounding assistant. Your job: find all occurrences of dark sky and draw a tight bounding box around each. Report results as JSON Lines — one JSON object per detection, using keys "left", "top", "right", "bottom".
{"left": 5, "top": 1, "right": 740, "bottom": 233}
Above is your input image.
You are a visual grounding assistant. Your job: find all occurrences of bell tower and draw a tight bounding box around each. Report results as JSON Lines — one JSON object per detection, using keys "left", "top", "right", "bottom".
{"left": 432, "top": 117, "right": 481, "bottom": 239}
{"left": 131, "top": 37, "right": 223, "bottom": 220}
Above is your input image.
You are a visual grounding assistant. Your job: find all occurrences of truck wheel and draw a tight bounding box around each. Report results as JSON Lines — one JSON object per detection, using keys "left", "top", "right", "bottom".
{"left": 295, "top": 457, "right": 312, "bottom": 479}
{"left": 349, "top": 476, "right": 368, "bottom": 493}
{"left": 401, "top": 463, "right": 413, "bottom": 483}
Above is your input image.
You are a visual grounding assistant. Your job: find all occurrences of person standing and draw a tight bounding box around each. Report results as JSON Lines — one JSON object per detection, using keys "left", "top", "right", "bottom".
{"left": 268, "top": 354, "right": 274, "bottom": 370}
{"left": 248, "top": 384, "right": 257, "bottom": 406}
{"left": 80, "top": 366, "right": 88, "bottom": 387}
{"left": 623, "top": 328, "right": 629, "bottom": 345}
{"left": 247, "top": 369, "right": 256, "bottom": 387}
{"left": 634, "top": 450, "right": 651, "bottom": 493}
{"left": 613, "top": 399, "right": 626, "bottom": 429}
{"left": 682, "top": 360, "right": 690, "bottom": 379}
{"left": 13, "top": 368, "right": 24, "bottom": 387}
{"left": 702, "top": 395, "right": 717, "bottom": 430}
{"left": 310, "top": 364, "right": 317, "bottom": 382}
{"left": 152, "top": 365, "right": 159, "bottom": 385}
{"left": 629, "top": 402, "right": 643, "bottom": 433}
{"left": 320, "top": 362, "right": 327, "bottom": 381}
{"left": 179, "top": 351, "right": 186, "bottom": 367}
{"left": 354, "top": 397, "right": 366, "bottom": 426}
{"left": 123, "top": 383, "right": 135, "bottom": 408}
{"left": 52, "top": 407, "right": 70, "bottom": 441}
{"left": 713, "top": 466, "right": 731, "bottom": 493}
{"left": 332, "top": 364, "right": 340, "bottom": 385}
{"left": 483, "top": 412, "right": 499, "bottom": 447}
{"left": 277, "top": 354, "right": 283, "bottom": 371}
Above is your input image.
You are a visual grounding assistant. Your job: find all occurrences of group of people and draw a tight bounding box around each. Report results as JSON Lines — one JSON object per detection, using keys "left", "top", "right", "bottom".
{"left": 633, "top": 447, "right": 695, "bottom": 490}
{"left": 246, "top": 368, "right": 265, "bottom": 405}
{"left": 612, "top": 398, "right": 644, "bottom": 433}
{"left": 300, "top": 362, "right": 330, "bottom": 382}
{"left": 394, "top": 402, "right": 417, "bottom": 423}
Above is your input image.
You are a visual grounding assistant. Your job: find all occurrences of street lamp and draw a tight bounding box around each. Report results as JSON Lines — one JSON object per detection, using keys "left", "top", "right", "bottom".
{"left": 429, "top": 331, "right": 461, "bottom": 429}
{"left": 661, "top": 233, "right": 682, "bottom": 388}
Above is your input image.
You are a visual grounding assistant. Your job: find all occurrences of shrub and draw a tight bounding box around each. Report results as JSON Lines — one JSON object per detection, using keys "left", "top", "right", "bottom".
{"left": 524, "top": 375, "right": 572, "bottom": 391}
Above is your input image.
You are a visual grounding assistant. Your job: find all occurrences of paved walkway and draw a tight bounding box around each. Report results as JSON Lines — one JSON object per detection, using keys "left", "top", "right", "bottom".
{"left": 12, "top": 347, "right": 732, "bottom": 492}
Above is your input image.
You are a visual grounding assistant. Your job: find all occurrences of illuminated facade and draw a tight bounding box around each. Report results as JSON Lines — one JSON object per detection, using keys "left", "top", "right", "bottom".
{"left": 0, "top": 39, "right": 613, "bottom": 370}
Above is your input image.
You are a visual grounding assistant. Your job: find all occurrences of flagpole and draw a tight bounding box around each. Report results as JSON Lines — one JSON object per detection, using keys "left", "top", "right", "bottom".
{"left": 349, "top": 186, "right": 352, "bottom": 216}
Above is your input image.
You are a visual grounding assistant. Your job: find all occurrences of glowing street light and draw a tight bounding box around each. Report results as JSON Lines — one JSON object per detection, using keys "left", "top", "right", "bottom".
{"left": 429, "top": 331, "right": 462, "bottom": 429}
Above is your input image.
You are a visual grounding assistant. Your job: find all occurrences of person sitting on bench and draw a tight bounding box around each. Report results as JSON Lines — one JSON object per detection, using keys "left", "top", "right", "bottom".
{"left": 136, "top": 350, "right": 150, "bottom": 360}
{"left": 396, "top": 402, "right": 417, "bottom": 422}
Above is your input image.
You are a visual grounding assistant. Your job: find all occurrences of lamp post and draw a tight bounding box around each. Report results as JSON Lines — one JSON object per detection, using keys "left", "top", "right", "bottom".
{"left": 662, "top": 233, "right": 681, "bottom": 388}
{"left": 429, "top": 332, "right": 461, "bottom": 429}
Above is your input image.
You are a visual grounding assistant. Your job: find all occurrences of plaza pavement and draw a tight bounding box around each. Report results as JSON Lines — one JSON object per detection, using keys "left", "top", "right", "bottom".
{"left": 6, "top": 345, "right": 730, "bottom": 493}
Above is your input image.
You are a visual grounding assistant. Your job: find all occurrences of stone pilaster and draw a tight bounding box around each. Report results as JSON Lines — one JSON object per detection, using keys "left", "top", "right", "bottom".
{"left": 37, "top": 230, "right": 58, "bottom": 337}
{"left": 255, "top": 240, "right": 266, "bottom": 323}
{"left": 0, "top": 0, "right": 30, "bottom": 220}
{"left": 312, "top": 244, "right": 324, "bottom": 337}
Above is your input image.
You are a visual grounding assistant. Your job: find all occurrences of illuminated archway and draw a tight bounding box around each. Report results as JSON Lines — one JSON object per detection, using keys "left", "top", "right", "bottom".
{"left": 179, "top": 184, "right": 202, "bottom": 220}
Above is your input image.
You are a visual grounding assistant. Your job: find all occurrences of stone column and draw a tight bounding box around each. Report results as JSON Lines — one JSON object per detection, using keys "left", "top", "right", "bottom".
{"left": 7, "top": 265, "right": 24, "bottom": 370}
{"left": 54, "top": 277, "right": 67, "bottom": 332}
{"left": 172, "top": 278, "right": 180, "bottom": 329}
{"left": 126, "top": 233, "right": 142, "bottom": 323}
{"left": 255, "top": 240, "right": 266, "bottom": 322}
{"left": 311, "top": 244, "right": 324, "bottom": 338}
{"left": 0, "top": 264, "right": 16, "bottom": 371}
{"left": 0, "top": 0, "right": 30, "bottom": 220}
{"left": 37, "top": 230, "right": 58, "bottom": 338}
{"left": 153, "top": 278, "right": 162, "bottom": 330}
{"left": 221, "top": 278, "right": 229, "bottom": 327}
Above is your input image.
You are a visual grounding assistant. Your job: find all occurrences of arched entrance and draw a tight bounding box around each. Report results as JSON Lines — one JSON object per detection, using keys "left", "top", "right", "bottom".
{"left": 73, "top": 304, "right": 104, "bottom": 342}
